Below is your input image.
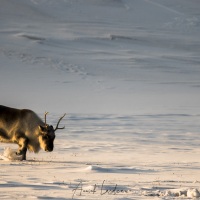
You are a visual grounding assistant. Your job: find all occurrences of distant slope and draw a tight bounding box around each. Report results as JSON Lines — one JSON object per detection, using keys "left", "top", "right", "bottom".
{"left": 0, "top": 0, "right": 200, "bottom": 114}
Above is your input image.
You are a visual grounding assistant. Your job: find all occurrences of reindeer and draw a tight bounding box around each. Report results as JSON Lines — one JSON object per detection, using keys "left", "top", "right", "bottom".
{"left": 0, "top": 105, "right": 66, "bottom": 160}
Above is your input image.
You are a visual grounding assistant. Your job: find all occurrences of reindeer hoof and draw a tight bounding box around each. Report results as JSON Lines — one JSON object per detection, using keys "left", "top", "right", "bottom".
{"left": 16, "top": 150, "right": 23, "bottom": 155}
{"left": 16, "top": 151, "right": 26, "bottom": 160}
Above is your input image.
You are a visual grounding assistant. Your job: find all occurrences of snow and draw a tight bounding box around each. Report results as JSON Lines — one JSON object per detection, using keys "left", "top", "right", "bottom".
{"left": 0, "top": 147, "right": 22, "bottom": 161}
{"left": 0, "top": 0, "right": 200, "bottom": 199}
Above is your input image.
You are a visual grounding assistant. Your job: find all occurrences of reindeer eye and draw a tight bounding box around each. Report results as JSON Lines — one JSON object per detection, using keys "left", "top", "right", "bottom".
{"left": 43, "top": 135, "right": 49, "bottom": 139}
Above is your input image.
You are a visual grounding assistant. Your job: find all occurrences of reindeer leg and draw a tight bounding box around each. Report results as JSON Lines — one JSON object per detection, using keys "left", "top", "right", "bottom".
{"left": 15, "top": 133, "right": 29, "bottom": 160}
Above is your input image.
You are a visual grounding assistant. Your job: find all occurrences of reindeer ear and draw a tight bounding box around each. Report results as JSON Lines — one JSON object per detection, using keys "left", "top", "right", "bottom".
{"left": 39, "top": 125, "right": 46, "bottom": 133}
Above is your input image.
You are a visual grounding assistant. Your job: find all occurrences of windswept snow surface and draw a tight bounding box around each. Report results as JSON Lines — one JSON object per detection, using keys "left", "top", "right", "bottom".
{"left": 0, "top": 0, "right": 200, "bottom": 114}
{"left": 1, "top": 0, "right": 200, "bottom": 199}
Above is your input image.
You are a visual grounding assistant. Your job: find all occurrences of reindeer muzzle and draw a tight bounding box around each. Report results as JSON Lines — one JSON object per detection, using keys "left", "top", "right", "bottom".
{"left": 45, "top": 146, "right": 53, "bottom": 152}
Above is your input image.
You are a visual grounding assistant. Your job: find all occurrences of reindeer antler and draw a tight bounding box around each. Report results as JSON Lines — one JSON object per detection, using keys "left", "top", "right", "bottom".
{"left": 44, "top": 112, "right": 49, "bottom": 126}
{"left": 54, "top": 113, "right": 66, "bottom": 131}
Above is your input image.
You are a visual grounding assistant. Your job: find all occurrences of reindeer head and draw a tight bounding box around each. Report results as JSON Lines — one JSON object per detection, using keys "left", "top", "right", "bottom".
{"left": 39, "top": 112, "right": 66, "bottom": 152}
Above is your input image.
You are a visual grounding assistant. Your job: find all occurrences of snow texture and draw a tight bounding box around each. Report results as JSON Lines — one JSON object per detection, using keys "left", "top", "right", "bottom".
{"left": 0, "top": 0, "right": 200, "bottom": 199}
